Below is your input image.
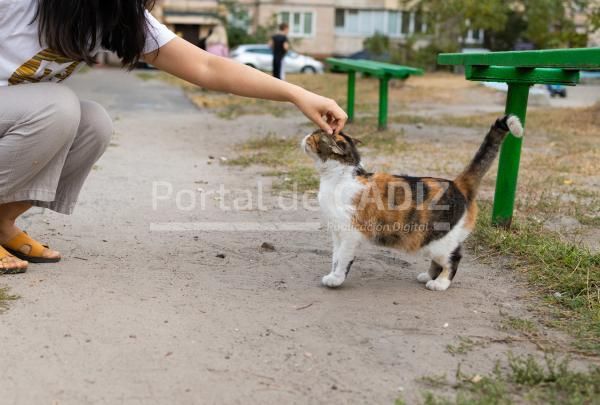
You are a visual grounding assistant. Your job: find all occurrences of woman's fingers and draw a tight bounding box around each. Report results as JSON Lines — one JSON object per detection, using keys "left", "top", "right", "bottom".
{"left": 312, "top": 112, "right": 333, "bottom": 135}
{"left": 292, "top": 89, "right": 348, "bottom": 135}
{"left": 326, "top": 101, "right": 348, "bottom": 135}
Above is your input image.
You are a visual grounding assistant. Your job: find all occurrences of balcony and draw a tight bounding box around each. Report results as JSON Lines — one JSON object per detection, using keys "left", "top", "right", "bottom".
{"left": 159, "top": 0, "right": 219, "bottom": 13}
{"left": 156, "top": 0, "right": 223, "bottom": 25}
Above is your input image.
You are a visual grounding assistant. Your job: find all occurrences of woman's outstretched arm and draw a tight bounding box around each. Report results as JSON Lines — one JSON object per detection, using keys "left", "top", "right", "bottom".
{"left": 145, "top": 37, "right": 347, "bottom": 135}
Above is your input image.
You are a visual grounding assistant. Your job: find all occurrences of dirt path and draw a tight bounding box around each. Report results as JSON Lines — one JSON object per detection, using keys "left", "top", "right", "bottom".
{"left": 0, "top": 69, "right": 586, "bottom": 405}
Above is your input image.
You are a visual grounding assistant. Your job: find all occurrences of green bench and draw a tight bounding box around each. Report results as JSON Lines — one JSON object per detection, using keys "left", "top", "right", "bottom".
{"left": 326, "top": 58, "right": 424, "bottom": 130}
{"left": 438, "top": 47, "right": 600, "bottom": 227}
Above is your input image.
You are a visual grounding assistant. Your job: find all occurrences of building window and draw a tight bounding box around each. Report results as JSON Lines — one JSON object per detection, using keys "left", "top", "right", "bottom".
{"left": 387, "top": 11, "right": 399, "bottom": 35}
{"left": 335, "top": 9, "right": 426, "bottom": 38}
{"left": 346, "top": 10, "right": 359, "bottom": 33}
{"left": 335, "top": 9, "right": 345, "bottom": 28}
{"left": 414, "top": 11, "right": 424, "bottom": 34}
{"left": 279, "top": 11, "right": 315, "bottom": 37}
{"left": 465, "top": 28, "right": 485, "bottom": 44}
{"left": 373, "top": 11, "right": 385, "bottom": 34}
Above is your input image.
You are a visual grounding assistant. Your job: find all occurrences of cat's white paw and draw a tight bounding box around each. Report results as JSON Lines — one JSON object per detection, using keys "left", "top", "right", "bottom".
{"left": 417, "top": 272, "right": 432, "bottom": 283}
{"left": 322, "top": 273, "right": 346, "bottom": 288}
{"left": 426, "top": 278, "right": 451, "bottom": 291}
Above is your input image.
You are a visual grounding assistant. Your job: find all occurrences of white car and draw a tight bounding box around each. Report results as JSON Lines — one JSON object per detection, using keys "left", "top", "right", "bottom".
{"left": 230, "top": 44, "right": 324, "bottom": 74}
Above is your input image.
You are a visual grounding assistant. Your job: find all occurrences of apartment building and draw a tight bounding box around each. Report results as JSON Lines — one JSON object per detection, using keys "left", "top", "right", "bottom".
{"left": 153, "top": 0, "right": 225, "bottom": 44}
{"left": 153, "top": 1, "right": 600, "bottom": 56}
{"left": 153, "top": 0, "right": 479, "bottom": 56}
{"left": 237, "top": 0, "right": 463, "bottom": 57}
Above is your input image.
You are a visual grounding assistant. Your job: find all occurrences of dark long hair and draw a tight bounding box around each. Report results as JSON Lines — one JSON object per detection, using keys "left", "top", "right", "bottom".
{"left": 36, "top": 0, "right": 157, "bottom": 68}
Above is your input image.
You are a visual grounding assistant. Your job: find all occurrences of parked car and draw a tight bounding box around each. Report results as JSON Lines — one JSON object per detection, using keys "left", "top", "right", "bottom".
{"left": 230, "top": 44, "right": 324, "bottom": 74}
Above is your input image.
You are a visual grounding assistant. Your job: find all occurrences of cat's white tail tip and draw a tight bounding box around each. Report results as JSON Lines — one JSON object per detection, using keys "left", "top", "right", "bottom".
{"left": 507, "top": 115, "right": 524, "bottom": 138}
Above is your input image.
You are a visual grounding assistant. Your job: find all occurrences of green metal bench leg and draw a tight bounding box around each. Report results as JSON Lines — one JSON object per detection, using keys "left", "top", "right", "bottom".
{"left": 492, "top": 83, "right": 530, "bottom": 228}
{"left": 378, "top": 76, "right": 390, "bottom": 130}
{"left": 347, "top": 71, "right": 356, "bottom": 122}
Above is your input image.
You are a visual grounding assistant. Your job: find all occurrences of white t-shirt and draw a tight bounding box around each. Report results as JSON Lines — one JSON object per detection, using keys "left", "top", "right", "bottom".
{"left": 0, "top": 0, "right": 176, "bottom": 86}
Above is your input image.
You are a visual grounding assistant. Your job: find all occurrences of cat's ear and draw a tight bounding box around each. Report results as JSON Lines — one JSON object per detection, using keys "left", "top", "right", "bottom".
{"left": 324, "top": 133, "right": 345, "bottom": 155}
{"left": 330, "top": 142, "right": 345, "bottom": 155}
{"left": 340, "top": 131, "right": 362, "bottom": 146}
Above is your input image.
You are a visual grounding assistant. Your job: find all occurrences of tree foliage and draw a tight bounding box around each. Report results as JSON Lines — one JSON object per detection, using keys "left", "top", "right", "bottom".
{"left": 405, "top": 0, "right": 597, "bottom": 50}
{"left": 220, "top": 0, "right": 278, "bottom": 49}
{"left": 399, "top": 0, "right": 509, "bottom": 52}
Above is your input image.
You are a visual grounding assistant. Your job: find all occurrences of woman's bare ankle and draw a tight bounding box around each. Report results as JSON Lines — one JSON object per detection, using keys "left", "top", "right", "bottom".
{"left": 0, "top": 219, "right": 20, "bottom": 245}
{"left": 0, "top": 202, "right": 32, "bottom": 244}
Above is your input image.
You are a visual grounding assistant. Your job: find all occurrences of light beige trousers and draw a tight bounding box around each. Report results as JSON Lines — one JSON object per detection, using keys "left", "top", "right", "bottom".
{"left": 0, "top": 82, "right": 112, "bottom": 214}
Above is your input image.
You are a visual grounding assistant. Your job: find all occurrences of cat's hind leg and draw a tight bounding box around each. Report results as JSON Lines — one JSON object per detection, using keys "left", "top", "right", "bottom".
{"left": 417, "top": 261, "right": 442, "bottom": 283}
{"left": 425, "top": 246, "right": 462, "bottom": 291}
{"left": 322, "top": 231, "right": 361, "bottom": 288}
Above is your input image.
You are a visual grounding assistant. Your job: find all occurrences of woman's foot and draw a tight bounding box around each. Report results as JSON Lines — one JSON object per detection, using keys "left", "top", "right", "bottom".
{"left": 0, "top": 246, "right": 28, "bottom": 274}
{"left": 0, "top": 221, "right": 61, "bottom": 261}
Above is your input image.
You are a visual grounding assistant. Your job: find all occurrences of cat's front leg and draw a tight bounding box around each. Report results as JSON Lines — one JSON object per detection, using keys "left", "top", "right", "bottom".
{"left": 322, "top": 231, "right": 361, "bottom": 288}
{"left": 330, "top": 229, "right": 341, "bottom": 274}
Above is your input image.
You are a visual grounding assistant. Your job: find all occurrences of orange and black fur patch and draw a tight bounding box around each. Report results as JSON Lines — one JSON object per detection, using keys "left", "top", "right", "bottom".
{"left": 352, "top": 174, "right": 471, "bottom": 252}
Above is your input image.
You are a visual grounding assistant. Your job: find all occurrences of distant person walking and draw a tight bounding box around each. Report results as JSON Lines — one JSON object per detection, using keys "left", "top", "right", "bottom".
{"left": 269, "top": 23, "right": 289, "bottom": 80}
{"left": 205, "top": 24, "right": 229, "bottom": 57}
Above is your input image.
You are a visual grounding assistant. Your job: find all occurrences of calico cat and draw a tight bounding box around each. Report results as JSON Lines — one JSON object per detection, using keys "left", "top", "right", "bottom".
{"left": 302, "top": 115, "right": 523, "bottom": 291}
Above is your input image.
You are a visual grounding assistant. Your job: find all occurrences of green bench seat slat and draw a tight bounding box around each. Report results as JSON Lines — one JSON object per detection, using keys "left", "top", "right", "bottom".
{"left": 326, "top": 58, "right": 424, "bottom": 78}
{"left": 466, "top": 66, "right": 580, "bottom": 85}
{"left": 438, "top": 47, "right": 600, "bottom": 69}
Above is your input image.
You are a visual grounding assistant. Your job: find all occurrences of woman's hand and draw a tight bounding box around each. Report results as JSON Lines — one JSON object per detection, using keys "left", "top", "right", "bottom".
{"left": 290, "top": 89, "right": 348, "bottom": 135}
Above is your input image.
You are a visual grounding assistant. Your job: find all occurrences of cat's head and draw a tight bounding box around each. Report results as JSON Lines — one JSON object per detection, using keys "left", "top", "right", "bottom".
{"left": 302, "top": 130, "right": 362, "bottom": 166}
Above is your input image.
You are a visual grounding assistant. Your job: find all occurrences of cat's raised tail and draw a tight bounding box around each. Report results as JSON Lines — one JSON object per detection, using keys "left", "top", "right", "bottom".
{"left": 454, "top": 115, "right": 523, "bottom": 200}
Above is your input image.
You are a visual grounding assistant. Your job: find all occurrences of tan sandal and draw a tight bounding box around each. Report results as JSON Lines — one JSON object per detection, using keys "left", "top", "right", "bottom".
{"left": 3, "top": 231, "right": 61, "bottom": 264}
{"left": 0, "top": 246, "right": 28, "bottom": 274}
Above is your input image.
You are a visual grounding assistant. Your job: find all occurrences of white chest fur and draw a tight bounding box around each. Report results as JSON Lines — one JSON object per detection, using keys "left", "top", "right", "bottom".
{"left": 317, "top": 162, "right": 365, "bottom": 228}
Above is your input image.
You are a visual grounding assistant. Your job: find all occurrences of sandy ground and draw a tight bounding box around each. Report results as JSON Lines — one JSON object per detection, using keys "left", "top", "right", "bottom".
{"left": 0, "top": 69, "right": 595, "bottom": 405}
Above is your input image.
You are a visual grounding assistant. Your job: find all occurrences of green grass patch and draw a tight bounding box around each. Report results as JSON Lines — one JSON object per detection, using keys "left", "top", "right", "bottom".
{"left": 446, "top": 337, "right": 478, "bottom": 356}
{"left": 421, "top": 353, "right": 600, "bottom": 405}
{"left": 500, "top": 316, "right": 538, "bottom": 335}
{"left": 270, "top": 167, "right": 319, "bottom": 193}
{"left": 0, "top": 286, "right": 18, "bottom": 312}
{"left": 471, "top": 204, "right": 600, "bottom": 354}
